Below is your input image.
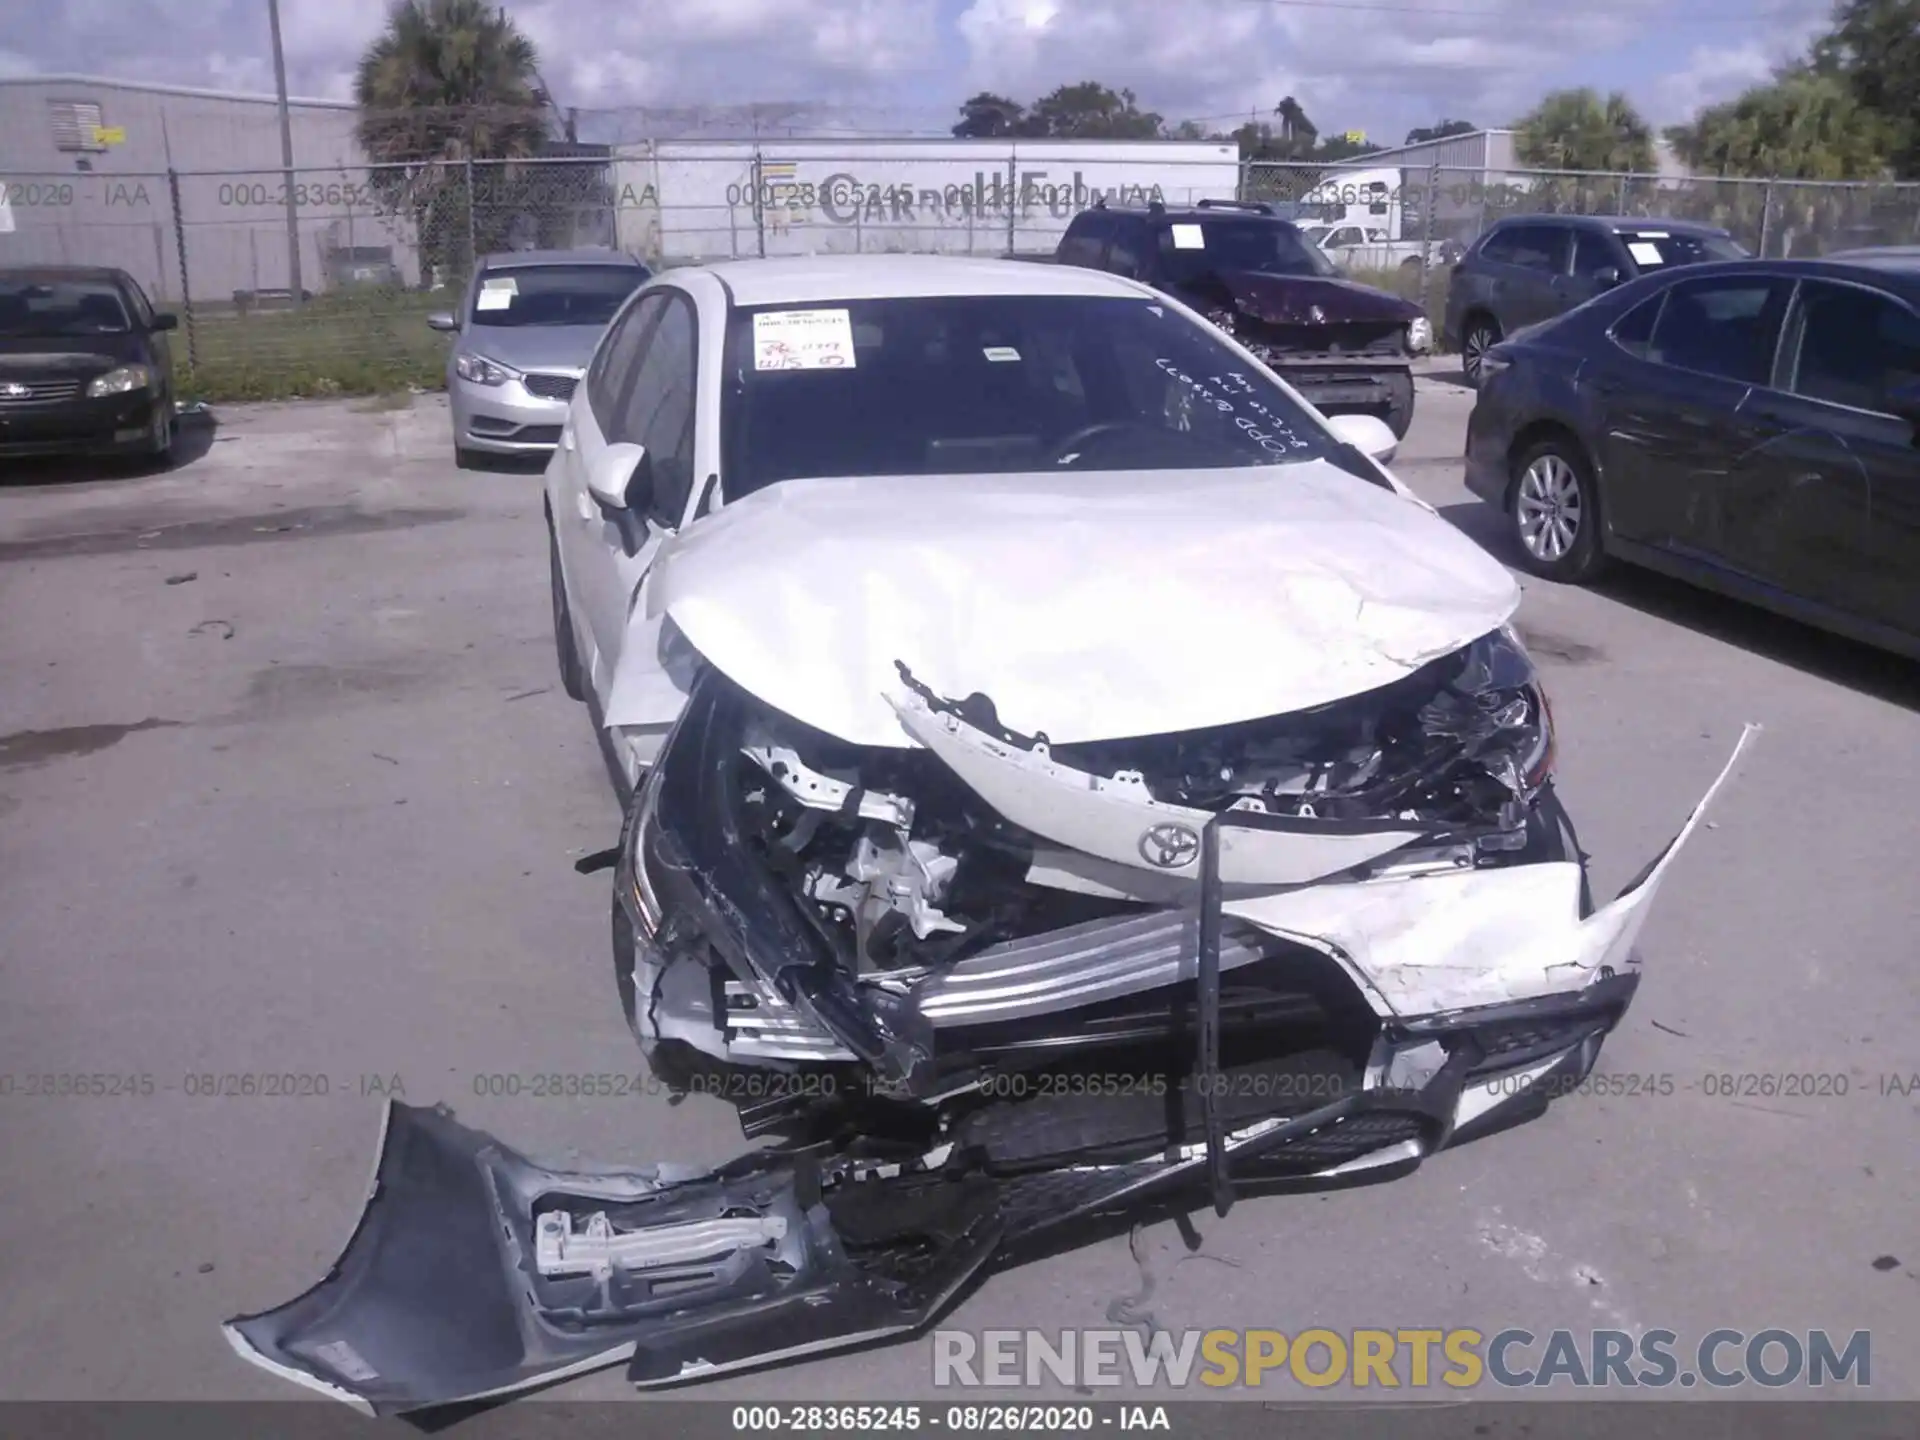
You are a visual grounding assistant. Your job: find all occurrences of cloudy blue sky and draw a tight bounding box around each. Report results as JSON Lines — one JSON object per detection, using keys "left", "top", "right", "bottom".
{"left": 0, "top": 0, "right": 1838, "bottom": 142}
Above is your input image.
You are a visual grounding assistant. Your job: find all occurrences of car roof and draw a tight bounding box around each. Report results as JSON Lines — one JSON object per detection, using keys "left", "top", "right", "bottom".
{"left": 479, "top": 247, "right": 647, "bottom": 270}
{"left": 0, "top": 264, "right": 129, "bottom": 284}
{"left": 1824, "top": 245, "right": 1920, "bottom": 264}
{"left": 698, "top": 254, "right": 1150, "bottom": 307}
{"left": 1489, "top": 214, "right": 1730, "bottom": 237}
{"left": 1613, "top": 255, "right": 1920, "bottom": 296}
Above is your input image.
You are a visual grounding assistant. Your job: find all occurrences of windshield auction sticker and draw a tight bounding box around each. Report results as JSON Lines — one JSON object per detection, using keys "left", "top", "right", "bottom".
{"left": 1170, "top": 223, "right": 1206, "bottom": 249}
{"left": 754, "top": 308, "right": 856, "bottom": 370}
{"left": 477, "top": 276, "right": 517, "bottom": 311}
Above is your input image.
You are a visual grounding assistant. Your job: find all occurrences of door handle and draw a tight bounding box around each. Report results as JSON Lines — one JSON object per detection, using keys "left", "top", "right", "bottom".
{"left": 575, "top": 490, "right": 596, "bottom": 522}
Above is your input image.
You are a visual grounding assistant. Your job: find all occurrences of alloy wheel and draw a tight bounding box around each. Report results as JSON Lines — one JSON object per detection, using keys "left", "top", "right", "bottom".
{"left": 1463, "top": 324, "right": 1494, "bottom": 384}
{"left": 1515, "top": 453, "right": 1583, "bottom": 562}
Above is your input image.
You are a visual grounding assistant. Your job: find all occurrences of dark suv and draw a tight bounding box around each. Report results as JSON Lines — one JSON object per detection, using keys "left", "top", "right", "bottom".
{"left": 1445, "top": 215, "right": 1747, "bottom": 386}
{"left": 1051, "top": 199, "right": 1429, "bottom": 437}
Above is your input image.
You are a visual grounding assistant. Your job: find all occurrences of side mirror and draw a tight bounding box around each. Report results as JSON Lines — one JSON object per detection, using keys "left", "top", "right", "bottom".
{"left": 151, "top": 312, "right": 179, "bottom": 331}
{"left": 1592, "top": 266, "right": 1622, "bottom": 289}
{"left": 426, "top": 311, "right": 459, "bottom": 332}
{"left": 586, "top": 441, "right": 653, "bottom": 516}
{"left": 1325, "top": 412, "right": 1398, "bottom": 463}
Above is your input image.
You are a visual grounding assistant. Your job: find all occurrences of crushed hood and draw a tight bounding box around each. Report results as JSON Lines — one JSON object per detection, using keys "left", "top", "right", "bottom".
{"left": 1219, "top": 271, "right": 1423, "bottom": 327}
{"left": 645, "top": 464, "right": 1519, "bottom": 748}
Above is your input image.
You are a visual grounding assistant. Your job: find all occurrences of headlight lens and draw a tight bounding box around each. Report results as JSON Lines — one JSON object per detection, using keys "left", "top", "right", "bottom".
{"left": 455, "top": 353, "right": 517, "bottom": 386}
{"left": 627, "top": 768, "right": 666, "bottom": 940}
{"left": 1422, "top": 626, "right": 1556, "bottom": 794}
{"left": 1408, "top": 317, "right": 1433, "bottom": 353}
{"left": 87, "top": 365, "right": 151, "bottom": 397}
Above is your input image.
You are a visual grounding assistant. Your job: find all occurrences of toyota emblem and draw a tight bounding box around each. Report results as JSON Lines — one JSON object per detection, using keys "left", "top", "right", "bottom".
{"left": 0, "top": 382, "right": 30, "bottom": 399}
{"left": 1138, "top": 822, "right": 1202, "bottom": 869}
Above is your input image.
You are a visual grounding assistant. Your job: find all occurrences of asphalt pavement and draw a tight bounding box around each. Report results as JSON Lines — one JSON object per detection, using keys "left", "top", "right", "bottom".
{"left": 1, "top": 376, "right": 1915, "bottom": 1407}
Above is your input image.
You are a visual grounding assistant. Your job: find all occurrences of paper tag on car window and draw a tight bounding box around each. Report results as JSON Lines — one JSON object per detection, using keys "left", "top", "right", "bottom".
{"left": 983, "top": 345, "right": 1021, "bottom": 362}
{"left": 754, "top": 308, "right": 856, "bottom": 370}
{"left": 477, "top": 276, "right": 516, "bottom": 310}
{"left": 1626, "top": 242, "right": 1664, "bottom": 266}
{"left": 1170, "top": 223, "right": 1206, "bottom": 250}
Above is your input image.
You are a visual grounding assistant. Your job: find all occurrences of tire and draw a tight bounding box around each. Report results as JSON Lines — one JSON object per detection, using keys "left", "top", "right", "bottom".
{"left": 1509, "top": 436, "right": 1608, "bottom": 583}
{"left": 548, "top": 519, "right": 590, "bottom": 702}
{"left": 133, "top": 403, "right": 174, "bottom": 472}
{"left": 1461, "top": 314, "right": 1501, "bottom": 388}
{"left": 1381, "top": 369, "right": 1415, "bottom": 440}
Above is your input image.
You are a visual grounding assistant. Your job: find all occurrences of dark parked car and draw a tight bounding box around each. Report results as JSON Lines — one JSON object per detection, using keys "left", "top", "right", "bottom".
{"left": 1446, "top": 215, "right": 1748, "bottom": 387}
{"left": 1051, "top": 199, "right": 1430, "bottom": 437}
{"left": 0, "top": 266, "right": 178, "bottom": 465}
{"left": 1464, "top": 256, "right": 1920, "bottom": 658}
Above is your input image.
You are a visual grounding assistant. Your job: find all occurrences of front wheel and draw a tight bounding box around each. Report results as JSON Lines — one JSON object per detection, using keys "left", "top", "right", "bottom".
{"left": 548, "top": 519, "right": 589, "bottom": 702}
{"left": 1510, "top": 438, "right": 1608, "bottom": 583}
{"left": 1380, "top": 369, "right": 1416, "bottom": 440}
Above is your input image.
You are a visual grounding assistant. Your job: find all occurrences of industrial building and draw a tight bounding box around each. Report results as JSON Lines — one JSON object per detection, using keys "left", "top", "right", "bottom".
{"left": 0, "top": 73, "right": 405, "bottom": 303}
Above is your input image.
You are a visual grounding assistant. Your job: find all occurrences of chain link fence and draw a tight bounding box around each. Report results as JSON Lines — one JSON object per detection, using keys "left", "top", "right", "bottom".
{"left": 9, "top": 141, "right": 1920, "bottom": 398}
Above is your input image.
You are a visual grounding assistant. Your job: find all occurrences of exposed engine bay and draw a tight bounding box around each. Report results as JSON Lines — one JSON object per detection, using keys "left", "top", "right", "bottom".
{"left": 221, "top": 623, "right": 1754, "bottom": 1416}
{"left": 741, "top": 627, "right": 1554, "bottom": 981}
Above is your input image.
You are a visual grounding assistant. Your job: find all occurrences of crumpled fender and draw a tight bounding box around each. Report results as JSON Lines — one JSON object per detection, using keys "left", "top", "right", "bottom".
{"left": 1225, "top": 724, "right": 1759, "bottom": 1014}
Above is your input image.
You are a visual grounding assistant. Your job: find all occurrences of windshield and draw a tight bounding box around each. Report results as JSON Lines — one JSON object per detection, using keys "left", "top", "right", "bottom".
{"left": 721, "top": 293, "right": 1340, "bottom": 497}
{"left": 0, "top": 278, "right": 132, "bottom": 336}
{"left": 1154, "top": 219, "right": 1341, "bottom": 282}
{"left": 1616, "top": 230, "right": 1749, "bottom": 269}
{"left": 468, "top": 264, "right": 648, "bottom": 327}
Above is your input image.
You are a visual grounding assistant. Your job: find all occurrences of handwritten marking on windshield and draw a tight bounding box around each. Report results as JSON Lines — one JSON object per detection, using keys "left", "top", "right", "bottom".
{"left": 1150, "top": 357, "right": 1314, "bottom": 457}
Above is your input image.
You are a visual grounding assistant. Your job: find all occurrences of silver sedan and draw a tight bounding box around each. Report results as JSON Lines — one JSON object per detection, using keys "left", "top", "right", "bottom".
{"left": 428, "top": 248, "right": 650, "bottom": 468}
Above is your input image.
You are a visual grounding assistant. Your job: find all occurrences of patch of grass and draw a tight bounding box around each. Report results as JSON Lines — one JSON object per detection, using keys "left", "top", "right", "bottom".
{"left": 175, "top": 287, "right": 452, "bottom": 403}
{"left": 1345, "top": 265, "right": 1450, "bottom": 351}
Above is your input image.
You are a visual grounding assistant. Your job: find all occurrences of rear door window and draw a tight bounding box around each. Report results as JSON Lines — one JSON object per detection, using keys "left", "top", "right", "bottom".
{"left": 1645, "top": 275, "right": 1791, "bottom": 384}
{"left": 1057, "top": 213, "right": 1111, "bottom": 267}
{"left": 1500, "top": 224, "right": 1570, "bottom": 274}
{"left": 1784, "top": 279, "right": 1920, "bottom": 414}
{"left": 1573, "top": 231, "right": 1621, "bottom": 280}
{"left": 1105, "top": 220, "right": 1148, "bottom": 279}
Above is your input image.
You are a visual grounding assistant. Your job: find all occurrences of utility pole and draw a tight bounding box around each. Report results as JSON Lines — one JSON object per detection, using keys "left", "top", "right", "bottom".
{"left": 268, "top": 0, "right": 304, "bottom": 304}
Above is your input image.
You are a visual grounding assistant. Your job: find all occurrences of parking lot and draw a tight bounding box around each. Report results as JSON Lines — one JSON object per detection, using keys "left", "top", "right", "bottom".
{"left": 1, "top": 369, "right": 1916, "bottom": 1406}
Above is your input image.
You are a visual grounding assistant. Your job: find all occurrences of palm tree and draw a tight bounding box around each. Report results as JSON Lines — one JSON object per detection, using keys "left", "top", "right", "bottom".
{"left": 355, "top": 0, "right": 552, "bottom": 276}
{"left": 1273, "top": 96, "right": 1318, "bottom": 158}
{"left": 1515, "top": 88, "right": 1656, "bottom": 174}
{"left": 1665, "top": 69, "right": 1896, "bottom": 254}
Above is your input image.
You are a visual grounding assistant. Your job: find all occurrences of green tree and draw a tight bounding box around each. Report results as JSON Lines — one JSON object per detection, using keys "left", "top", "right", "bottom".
{"left": 355, "top": 0, "right": 554, "bottom": 278}
{"left": 952, "top": 92, "right": 1028, "bottom": 139}
{"left": 1021, "top": 82, "right": 1165, "bottom": 139}
{"left": 1514, "top": 88, "right": 1656, "bottom": 173}
{"left": 1405, "top": 119, "right": 1477, "bottom": 145}
{"left": 1665, "top": 68, "right": 1890, "bottom": 179}
{"left": 1812, "top": 0, "right": 1920, "bottom": 177}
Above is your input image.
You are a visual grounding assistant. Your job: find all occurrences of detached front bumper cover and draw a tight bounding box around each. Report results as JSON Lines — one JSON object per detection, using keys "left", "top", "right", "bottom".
{"left": 226, "top": 952, "right": 1637, "bottom": 1417}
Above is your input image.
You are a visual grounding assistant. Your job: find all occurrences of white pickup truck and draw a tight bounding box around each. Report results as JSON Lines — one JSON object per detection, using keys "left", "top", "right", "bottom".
{"left": 1297, "top": 220, "right": 1428, "bottom": 273}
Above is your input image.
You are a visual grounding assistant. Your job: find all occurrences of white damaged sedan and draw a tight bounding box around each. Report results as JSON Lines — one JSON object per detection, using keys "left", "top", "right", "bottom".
{"left": 224, "top": 256, "right": 1752, "bottom": 1415}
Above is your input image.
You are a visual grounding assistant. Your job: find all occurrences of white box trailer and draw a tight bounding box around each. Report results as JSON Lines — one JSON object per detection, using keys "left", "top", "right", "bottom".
{"left": 612, "top": 139, "right": 1241, "bottom": 263}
